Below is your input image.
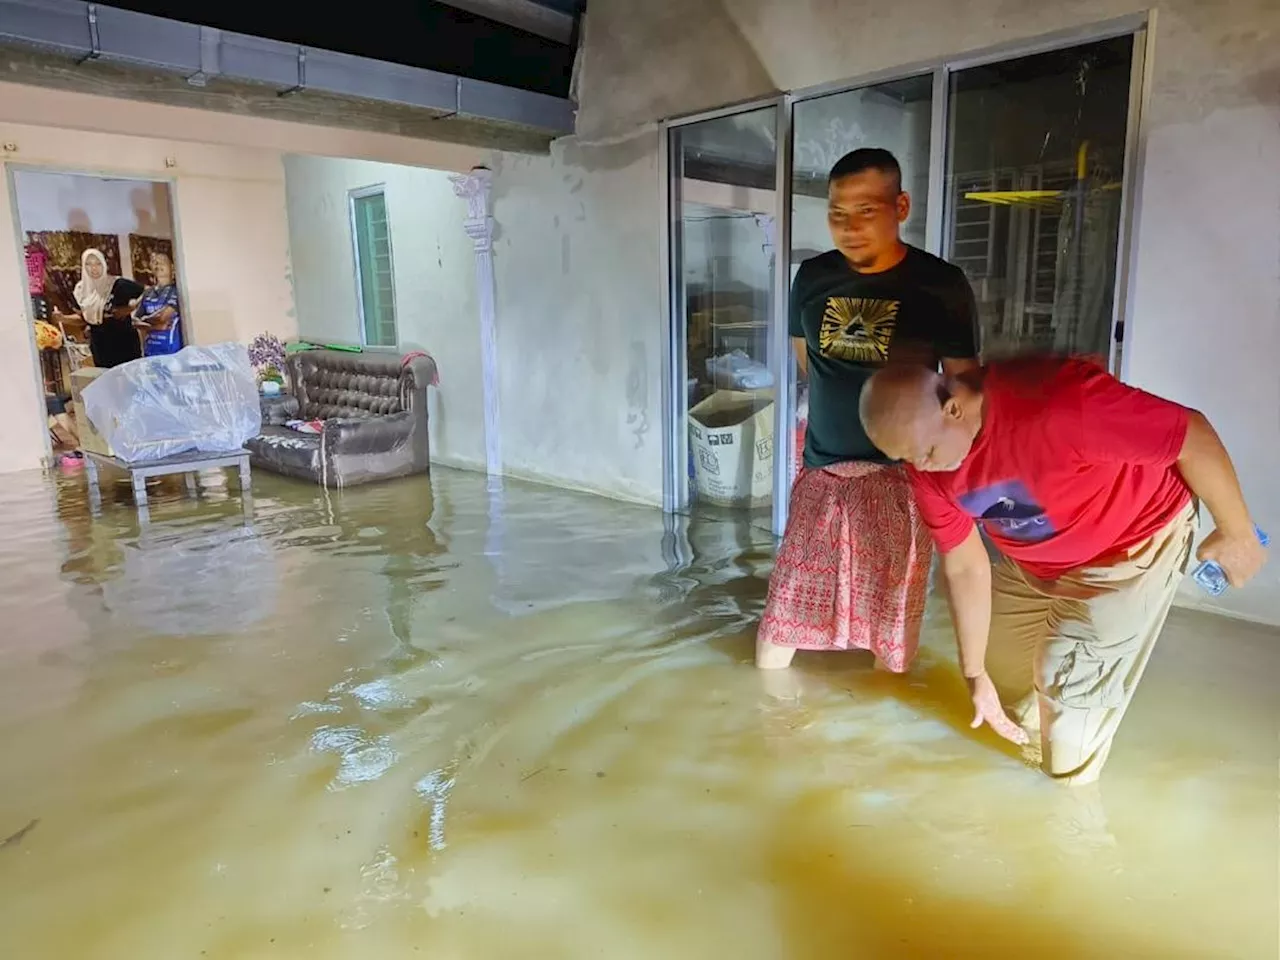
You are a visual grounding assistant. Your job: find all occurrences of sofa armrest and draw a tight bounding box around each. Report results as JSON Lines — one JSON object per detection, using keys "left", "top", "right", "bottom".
{"left": 260, "top": 393, "right": 300, "bottom": 426}
{"left": 323, "top": 412, "right": 417, "bottom": 457}
{"left": 400, "top": 354, "right": 438, "bottom": 396}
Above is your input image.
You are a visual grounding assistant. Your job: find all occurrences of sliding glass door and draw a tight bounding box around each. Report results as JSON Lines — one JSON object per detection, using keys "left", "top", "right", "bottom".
{"left": 663, "top": 26, "right": 1146, "bottom": 534}
{"left": 943, "top": 35, "right": 1136, "bottom": 364}
{"left": 666, "top": 105, "right": 784, "bottom": 532}
{"left": 789, "top": 74, "right": 935, "bottom": 494}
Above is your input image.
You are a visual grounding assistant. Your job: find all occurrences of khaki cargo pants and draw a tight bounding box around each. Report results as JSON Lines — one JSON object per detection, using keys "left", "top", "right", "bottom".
{"left": 986, "top": 502, "right": 1198, "bottom": 785}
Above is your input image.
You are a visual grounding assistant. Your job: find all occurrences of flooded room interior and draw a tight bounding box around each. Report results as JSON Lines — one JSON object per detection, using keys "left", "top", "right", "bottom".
{"left": 0, "top": 1, "right": 1277, "bottom": 958}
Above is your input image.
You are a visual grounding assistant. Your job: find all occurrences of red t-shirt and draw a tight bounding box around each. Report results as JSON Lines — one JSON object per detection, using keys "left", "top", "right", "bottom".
{"left": 909, "top": 357, "right": 1192, "bottom": 579}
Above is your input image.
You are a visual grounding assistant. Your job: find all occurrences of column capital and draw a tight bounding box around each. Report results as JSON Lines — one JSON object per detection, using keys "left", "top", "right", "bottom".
{"left": 451, "top": 166, "right": 493, "bottom": 213}
{"left": 451, "top": 166, "right": 495, "bottom": 251}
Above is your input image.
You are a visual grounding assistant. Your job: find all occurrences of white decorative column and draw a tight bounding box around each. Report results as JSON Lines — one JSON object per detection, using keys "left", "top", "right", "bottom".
{"left": 451, "top": 167, "right": 502, "bottom": 478}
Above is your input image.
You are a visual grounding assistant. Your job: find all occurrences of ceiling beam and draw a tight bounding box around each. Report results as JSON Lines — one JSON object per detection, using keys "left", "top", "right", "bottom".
{"left": 0, "top": 0, "right": 575, "bottom": 136}
{"left": 433, "top": 0, "right": 576, "bottom": 44}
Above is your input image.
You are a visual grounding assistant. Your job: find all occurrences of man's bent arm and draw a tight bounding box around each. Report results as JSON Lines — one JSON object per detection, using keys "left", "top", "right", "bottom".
{"left": 792, "top": 336, "right": 808, "bottom": 379}
{"left": 1177, "top": 411, "right": 1252, "bottom": 536}
{"left": 940, "top": 528, "right": 992, "bottom": 678}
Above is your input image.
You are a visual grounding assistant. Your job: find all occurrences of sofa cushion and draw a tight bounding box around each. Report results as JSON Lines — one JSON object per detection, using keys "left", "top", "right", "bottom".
{"left": 245, "top": 426, "right": 321, "bottom": 481}
{"left": 290, "top": 352, "right": 405, "bottom": 420}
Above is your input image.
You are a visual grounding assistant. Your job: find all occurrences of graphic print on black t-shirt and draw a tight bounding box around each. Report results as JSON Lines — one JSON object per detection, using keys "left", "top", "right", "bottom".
{"left": 790, "top": 246, "right": 979, "bottom": 469}
{"left": 957, "top": 479, "right": 1055, "bottom": 542}
{"left": 819, "top": 297, "right": 900, "bottom": 363}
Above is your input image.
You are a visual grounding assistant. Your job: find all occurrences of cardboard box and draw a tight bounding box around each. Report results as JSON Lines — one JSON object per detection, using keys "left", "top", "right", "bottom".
{"left": 69, "top": 366, "right": 105, "bottom": 406}
{"left": 688, "top": 390, "right": 774, "bottom": 508}
{"left": 71, "top": 400, "right": 114, "bottom": 458}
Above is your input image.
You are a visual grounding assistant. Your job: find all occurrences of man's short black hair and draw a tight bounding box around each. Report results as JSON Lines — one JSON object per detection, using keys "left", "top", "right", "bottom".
{"left": 828, "top": 148, "right": 903, "bottom": 194}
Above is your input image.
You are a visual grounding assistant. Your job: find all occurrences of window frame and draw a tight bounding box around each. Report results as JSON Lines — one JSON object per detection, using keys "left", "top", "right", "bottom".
{"left": 348, "top": 184, "right": 399, "bottom": 350}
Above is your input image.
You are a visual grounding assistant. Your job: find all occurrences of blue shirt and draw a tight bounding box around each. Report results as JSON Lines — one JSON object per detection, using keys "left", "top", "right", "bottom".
{"left": 138, "top": 284, "right": 183, "bottom": 356}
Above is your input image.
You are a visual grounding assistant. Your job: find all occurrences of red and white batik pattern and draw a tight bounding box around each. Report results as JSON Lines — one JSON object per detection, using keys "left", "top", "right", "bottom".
{"left": 758, "top": 461, "right": 933, "bottom": 672}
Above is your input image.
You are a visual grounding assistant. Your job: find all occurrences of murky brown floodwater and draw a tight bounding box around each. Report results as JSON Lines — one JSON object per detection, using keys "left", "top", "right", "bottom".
{"left": 0, "top": 465, "right": 1276, "bottom": 959}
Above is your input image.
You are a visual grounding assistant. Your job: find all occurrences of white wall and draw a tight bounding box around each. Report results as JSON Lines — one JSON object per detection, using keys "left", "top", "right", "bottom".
{"left": 13, "top": 170, "right": 173, "bottom": 236}
{"left": 282, "top": 144, "right": 668, "bottom": 503}
{"left": 485, "top": 134, "right": 665, "bottom": 504}
{"left": 282, "top": 155, "right": 485, "bottom": 471}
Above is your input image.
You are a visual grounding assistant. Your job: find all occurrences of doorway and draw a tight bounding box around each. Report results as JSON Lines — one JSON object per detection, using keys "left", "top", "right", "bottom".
{"left": 664, "top": 24, "right": 1146, "bottom": 534}
{"left": 10, "top": 169, "right": 182, "bottom": 460}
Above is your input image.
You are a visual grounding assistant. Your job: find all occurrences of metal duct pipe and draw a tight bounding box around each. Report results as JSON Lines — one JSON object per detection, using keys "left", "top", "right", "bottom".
{"left": 0, "top": 0, "right": 575, "bottom": 134}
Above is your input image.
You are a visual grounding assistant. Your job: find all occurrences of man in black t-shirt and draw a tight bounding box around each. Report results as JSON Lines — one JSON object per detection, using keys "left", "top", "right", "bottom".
{"left": 757, "top": 148, "right": 979, "bottom": 674}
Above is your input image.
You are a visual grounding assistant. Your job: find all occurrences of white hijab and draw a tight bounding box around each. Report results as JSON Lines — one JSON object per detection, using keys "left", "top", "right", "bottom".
{"left": 73, "top": 248, "right": 117, "bottom": 326}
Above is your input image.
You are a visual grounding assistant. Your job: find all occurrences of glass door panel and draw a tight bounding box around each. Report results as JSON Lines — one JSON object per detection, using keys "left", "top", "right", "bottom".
{"left": 668, "top": 106, "right": 780, "bottom": 528}
{"left": 944, "top": 35, "right": 1135, "bottom": 363}
{"left": 788, "top": 76, "right": 935, "bottom": 491}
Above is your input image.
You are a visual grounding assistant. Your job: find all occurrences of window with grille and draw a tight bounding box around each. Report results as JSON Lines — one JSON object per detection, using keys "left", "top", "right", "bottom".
{"left": 350, "top": 187, "right": 397, "bottom": 347}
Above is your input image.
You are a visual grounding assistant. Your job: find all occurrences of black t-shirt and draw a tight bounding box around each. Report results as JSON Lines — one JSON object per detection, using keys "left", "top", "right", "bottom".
{"left": 791, "top": 246, "right": 978, "bottom": 468}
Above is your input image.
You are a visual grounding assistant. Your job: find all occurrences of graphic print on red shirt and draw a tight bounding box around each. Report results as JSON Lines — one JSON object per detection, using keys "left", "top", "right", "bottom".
{"left": 909, "top": 357, "right": 1193, "bottom": 580}
{"left": 956, "top": 479, "right": 1054, "bottom": 542}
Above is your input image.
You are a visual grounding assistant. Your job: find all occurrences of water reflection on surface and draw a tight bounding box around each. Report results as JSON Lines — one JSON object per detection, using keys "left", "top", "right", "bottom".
{"left": 0, "top": 466, "right": 1275, "bottom": 958}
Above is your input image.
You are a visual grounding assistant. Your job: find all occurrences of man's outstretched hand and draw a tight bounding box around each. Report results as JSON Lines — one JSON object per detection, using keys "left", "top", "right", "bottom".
{"left": 965, "top": 671, "right": 1029, "bottom": 745}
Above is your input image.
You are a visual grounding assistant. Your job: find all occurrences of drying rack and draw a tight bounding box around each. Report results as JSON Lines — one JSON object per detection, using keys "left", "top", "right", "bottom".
{"left": 960, "top": 142, "right": 1121, "bottom": 356}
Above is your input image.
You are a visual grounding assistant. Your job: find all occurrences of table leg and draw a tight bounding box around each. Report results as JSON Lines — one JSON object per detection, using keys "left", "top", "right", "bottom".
{"left": 185, "top": 472, "right": 199, "bottom": 498}
{"left": 85, "top": 457, "right": 101, "bottom": 516}
{"left": 238, "top": 458, "right": 254, "bottom": 520}
{"left": 132, "top": 473, "right": 148, "bottom": 508}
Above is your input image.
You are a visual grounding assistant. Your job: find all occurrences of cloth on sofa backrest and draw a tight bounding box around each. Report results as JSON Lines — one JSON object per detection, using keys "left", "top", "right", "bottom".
{"left": 289, "top": 351, "right": 405, "bottom": 420}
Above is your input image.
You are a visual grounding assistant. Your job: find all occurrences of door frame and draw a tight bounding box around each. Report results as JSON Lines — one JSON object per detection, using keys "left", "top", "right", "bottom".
{"left": 660, "top": 95, "right": 787, "bottom": 529}
{"left": 4, "top": 163, "right": 187, "bottom": 467}
{"left": 347, "top": 182, "right": 400, "bottom": 350}
{"left": 659, "top": 14, "right": 1154, "bottom": 535}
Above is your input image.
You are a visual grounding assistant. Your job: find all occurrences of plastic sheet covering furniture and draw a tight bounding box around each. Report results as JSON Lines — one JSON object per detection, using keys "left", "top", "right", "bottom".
{"left": 245, "top": 350, "right": 437, "bottom": 488}
{"left": 80, "top": 343, "right": 262, "bottom": 463}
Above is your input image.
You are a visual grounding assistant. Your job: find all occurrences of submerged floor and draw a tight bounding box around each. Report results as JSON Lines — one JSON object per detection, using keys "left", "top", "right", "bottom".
{"left": 0, "top": 466, "right": 1276, "bottom": 959}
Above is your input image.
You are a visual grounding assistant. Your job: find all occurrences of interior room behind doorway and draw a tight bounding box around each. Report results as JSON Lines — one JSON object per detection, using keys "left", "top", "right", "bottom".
{"left": 13, "top": 169, "right": 180, "bottom": 458}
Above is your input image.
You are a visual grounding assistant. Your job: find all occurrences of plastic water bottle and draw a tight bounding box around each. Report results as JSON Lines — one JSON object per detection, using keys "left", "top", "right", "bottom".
{"left": 1191, "top": 525, "right": 1269, "bottom": 596}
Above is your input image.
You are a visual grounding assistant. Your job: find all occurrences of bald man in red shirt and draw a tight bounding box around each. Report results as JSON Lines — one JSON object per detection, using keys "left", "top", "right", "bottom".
{"left": 859, "top": 357, "right": 1266, "bottom": 784}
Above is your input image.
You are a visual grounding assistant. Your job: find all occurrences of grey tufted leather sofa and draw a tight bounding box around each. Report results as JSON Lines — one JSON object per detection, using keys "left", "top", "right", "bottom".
{"left": 245, "top": 349, "right": 437, "bottom": 487}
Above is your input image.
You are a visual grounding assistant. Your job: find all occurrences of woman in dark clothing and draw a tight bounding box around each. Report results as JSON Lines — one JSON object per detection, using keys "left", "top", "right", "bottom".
{"left": 69, "top": 248, "right": 144, "bottom": 369}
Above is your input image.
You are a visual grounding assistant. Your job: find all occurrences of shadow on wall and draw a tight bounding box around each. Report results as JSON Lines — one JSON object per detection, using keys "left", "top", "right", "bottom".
{"left": 65, "top": 207, "right": 91, "bottom": 231}
{"left": 129, "top": 182, "right": 171, "bottom": 236}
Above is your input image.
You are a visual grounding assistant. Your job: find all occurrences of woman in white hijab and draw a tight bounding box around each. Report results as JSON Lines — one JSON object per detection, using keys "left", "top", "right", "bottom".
{"left": 72, "top": 248, "right": 143, "bottom": 368}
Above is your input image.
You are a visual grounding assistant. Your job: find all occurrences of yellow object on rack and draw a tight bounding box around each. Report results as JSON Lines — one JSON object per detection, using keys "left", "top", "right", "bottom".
{"left": 962, "top": 142, "right": 1120, "bottom": 208}
{"left": 963, "top": 183, "right": 1122, "bottom": 207}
